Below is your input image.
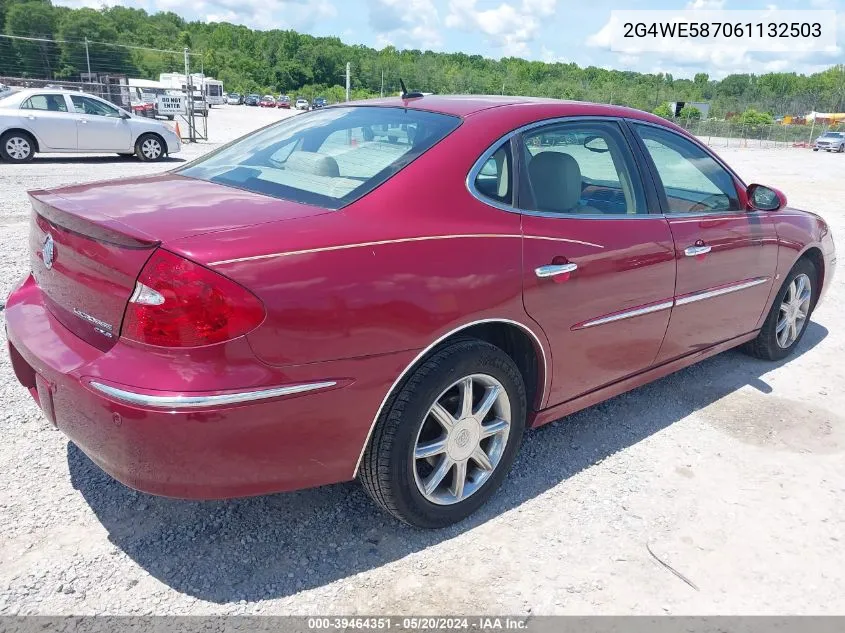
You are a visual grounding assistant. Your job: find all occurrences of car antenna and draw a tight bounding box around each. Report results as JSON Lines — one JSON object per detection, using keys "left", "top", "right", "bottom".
{"left": 399, "top": 78, "right": 424, "bottom": 99}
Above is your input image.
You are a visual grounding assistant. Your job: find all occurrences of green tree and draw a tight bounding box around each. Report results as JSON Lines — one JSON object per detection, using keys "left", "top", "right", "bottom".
{"left": 653, "top": 102, "right": 674, "bottom": 119}
{"left": 679, "top": 105, "right": 702, "bottom": 120}
{"left": 736, "top": 108, "right": 774, "bottom": 126}
{"left": 5, "top": 0, "right": 57, "bottom": 77}
{"left": 55, "top": 8, "right": 135, "bottom": 78}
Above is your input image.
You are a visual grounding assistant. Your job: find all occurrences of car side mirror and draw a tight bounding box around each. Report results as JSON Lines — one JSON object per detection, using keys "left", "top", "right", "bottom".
{"left": 120, "top": 111, "right": 131, "bottom": 120}
{"left": 747, "top": 184, "right": 786, "bottom": 211}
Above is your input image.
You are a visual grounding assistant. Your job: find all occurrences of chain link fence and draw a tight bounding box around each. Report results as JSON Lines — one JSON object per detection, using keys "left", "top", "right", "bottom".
{"left": 670, "top": 116, "right": 840, "bottom": 149}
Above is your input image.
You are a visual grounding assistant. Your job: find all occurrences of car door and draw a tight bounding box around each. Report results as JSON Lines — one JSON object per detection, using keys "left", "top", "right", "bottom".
{"left": 69, "top": 95, "right": 132, "bottom": 151}
{"left": 628, "top": 121, "right": 779, "bottom": 363}
{"left": 18, "top": 94, "right": 77, "bottom": 150}
{"left": 505, "top": 119, "right": 676, "bottom": 407}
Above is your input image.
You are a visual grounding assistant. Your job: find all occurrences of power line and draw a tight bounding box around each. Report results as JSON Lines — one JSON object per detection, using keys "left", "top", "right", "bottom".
{"left": 0, "top": 33, "right": 202, "bottom": 56}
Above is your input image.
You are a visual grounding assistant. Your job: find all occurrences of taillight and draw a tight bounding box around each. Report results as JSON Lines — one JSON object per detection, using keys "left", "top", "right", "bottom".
{"left": 121, "top": 249, "right": 265, "bottom": 347}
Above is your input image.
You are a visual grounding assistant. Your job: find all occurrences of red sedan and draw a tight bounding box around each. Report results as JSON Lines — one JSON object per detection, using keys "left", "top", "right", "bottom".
{"left": 258, "top": 95, "right": 276, "bottom": 107}
{"left": 6, "top": 96, "right": 836, "bottom": 528}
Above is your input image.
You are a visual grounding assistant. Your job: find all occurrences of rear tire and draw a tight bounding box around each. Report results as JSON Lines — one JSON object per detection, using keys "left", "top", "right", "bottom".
{"left": 135, "top": 133, "right": 165, "bottom": 162}
{"left": 360, "top": 338, "right": 526, "bottom": 528}
{"left": 1, "top": 130, "right": 35, "bottom": 163}
{"left": 743, "top": 258, "right": 816, "bottom": 361}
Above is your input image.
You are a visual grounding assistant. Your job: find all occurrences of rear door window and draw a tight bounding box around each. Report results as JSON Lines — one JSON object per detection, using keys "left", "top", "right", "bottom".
{"left": 179, "top": 107, "right": 461, "bottom": 209}
{"left": 21, "top": 94, "right": 68, "bottom": 112}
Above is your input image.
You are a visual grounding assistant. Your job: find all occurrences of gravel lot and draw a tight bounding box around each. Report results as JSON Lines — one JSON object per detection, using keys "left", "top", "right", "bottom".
{"left": 0, "top": 105, "right": 843, "bottom": 616}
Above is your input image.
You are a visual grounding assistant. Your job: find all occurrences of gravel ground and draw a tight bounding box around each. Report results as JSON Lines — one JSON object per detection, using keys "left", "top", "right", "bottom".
{"left": 0, "top": 105, "right": 843, "bottom": 615}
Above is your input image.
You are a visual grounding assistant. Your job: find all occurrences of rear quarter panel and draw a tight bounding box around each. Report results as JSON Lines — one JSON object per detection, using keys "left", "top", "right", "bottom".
{"left": 172, "top": 114, "right": 534, "bottom": 367}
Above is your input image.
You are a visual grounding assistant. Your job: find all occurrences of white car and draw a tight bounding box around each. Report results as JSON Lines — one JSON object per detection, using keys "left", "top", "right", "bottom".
{"left": 295, "top": 98, "right": 310, "bottom": 111}
{"left": 0, "top": 89, "right": 181, "bottom": 163}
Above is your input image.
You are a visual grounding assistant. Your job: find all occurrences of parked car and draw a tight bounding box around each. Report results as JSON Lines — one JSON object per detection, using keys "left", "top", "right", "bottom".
{"left": 227, "top": 92, "right": 243, "bottom": 105}
{"left": 312, "top": 96, "right": 328, "bottom": 109}
{"left": 186, "top": 92, "right": 208, "bottom": 117}
{"left": 294, "top": 97, "right": 309, "bottom": 110}
{"left": 259, "top": 95, "right": 276, "bottom": 108}
{"left": 5, "top": 96, "right": 835, "bottom": 528}
{"left": 813, "top": 130, "right": 845, "bottom": 152}
{"left": 277, "top": 95, "right": 291, "bottom": 109}
{"left": 244, "top": 94, "right": 261, "bottom": 106}
{"left": 0, "top": 88, "right": 180, "bottom": 163}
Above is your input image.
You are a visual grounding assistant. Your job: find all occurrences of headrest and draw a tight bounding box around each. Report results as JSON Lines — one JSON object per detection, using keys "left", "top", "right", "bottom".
{"left": 285, "top": 151, "right": 340, "bottom": 178}
{"left": 528, "top": 152, "right": 582, "bottom": 213}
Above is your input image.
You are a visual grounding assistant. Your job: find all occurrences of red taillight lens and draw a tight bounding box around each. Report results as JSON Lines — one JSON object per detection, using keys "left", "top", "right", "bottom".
{"left": 121, "top": 249, "right": 265, "bottom": 347}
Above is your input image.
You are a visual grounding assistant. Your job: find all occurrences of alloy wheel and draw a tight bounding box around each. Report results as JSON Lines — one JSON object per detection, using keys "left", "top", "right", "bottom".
{"left": 776, "top": 273, "right": 811, "bottom": 348}
{"left": 6, "top": 136, "right": 31, "bottom": 160}
{"left": 413, "top": 374, "right": 511, "bottom": 505}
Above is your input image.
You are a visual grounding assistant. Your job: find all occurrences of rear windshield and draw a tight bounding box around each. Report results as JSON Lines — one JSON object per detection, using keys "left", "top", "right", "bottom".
{"left": 178, "top": 106, "right": 460, "bottom": 209}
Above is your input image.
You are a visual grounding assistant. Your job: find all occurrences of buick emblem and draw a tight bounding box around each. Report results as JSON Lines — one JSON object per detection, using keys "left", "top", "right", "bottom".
{"left": 42, "top": 234, "right": 54, "bottom": 270}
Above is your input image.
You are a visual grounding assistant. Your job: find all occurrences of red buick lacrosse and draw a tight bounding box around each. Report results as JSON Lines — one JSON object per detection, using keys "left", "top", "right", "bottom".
{"left": 6, "top": 95, "right": 836, "bottom": 527}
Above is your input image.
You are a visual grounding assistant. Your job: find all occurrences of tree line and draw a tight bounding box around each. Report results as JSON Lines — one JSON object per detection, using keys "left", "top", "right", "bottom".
{"left": 2, "top": 0, "right": 844, "bottom": 117}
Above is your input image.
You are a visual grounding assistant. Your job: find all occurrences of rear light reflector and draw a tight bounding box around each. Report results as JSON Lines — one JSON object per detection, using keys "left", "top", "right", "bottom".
{"left": 121, "top": 249, "right": 265, "bottom": 347}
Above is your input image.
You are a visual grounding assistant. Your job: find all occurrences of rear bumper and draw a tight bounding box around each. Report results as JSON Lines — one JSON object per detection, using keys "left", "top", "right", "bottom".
{"left": 5, "top": 274, "right": 415, "bottom": 499}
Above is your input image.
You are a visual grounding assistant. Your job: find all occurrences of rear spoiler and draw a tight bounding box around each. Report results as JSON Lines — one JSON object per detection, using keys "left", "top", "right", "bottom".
{"left": 29, "top": 191, "right": 160, "bottom": 249}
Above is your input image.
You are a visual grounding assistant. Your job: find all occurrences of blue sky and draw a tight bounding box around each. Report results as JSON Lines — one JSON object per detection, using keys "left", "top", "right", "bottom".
{"left": 55, "top": 0, "right": 844, "bottom": 78}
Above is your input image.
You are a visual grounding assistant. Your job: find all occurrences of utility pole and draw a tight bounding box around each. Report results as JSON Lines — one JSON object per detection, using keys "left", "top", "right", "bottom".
{"left": 381, "top": 69, "right": 384, "bottom": 98}
{"left": 502, "top": 81, "right": 505, "bottom": 95}
{"left": 84, "top": 38, "right": 91, "bottom": 80}
{"left": 346, "top": 62, "right": 351, "bottom": 102}
{"left": 184, "top": 47, "right": 195, "bottom": 143}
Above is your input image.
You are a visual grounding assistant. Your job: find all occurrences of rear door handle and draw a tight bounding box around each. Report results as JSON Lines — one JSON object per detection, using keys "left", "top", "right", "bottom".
{"left": 684, "top": 245, "right": 712, "bottom": 257}
{"left": 535, "top": 263, "right": 578, "bottom": 278}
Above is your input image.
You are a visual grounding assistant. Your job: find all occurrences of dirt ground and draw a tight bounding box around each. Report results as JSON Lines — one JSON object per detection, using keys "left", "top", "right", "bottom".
{"left": 0, "top": 104, "right": 843, "bottom": 615}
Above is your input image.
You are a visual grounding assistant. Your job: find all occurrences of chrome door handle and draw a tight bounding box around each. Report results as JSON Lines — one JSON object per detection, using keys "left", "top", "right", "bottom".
{"left": 535, "top": 263, "right": 578, "bottom": 278}
{"left": 79, "top": 119, "right": 87, "bottom": 124}
{"left": 684, "top": 245, "right": 712, "bottom": 257}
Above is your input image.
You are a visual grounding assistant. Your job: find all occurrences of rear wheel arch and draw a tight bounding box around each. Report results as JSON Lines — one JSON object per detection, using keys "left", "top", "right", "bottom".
{"left": 353, "top": 318, "right": 548, "bottom": 478}
{"left": 2, "top": 127, "right": 39, "bottom": 152}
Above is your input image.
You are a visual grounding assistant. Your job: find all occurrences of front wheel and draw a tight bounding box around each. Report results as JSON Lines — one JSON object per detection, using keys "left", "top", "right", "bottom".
{"left": 135, "top": 133, "right": 165, "bottom": 162}
{"left": 743, "top": 258, "right": 816, "bottom": 360}
{"left": 360, "top": 338, "right": 526, "bottom": 528}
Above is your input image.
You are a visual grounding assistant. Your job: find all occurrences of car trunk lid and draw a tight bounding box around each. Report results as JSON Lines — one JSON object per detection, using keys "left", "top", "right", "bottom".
{"left": 28, "top": 175, "right": 329, "bottom": 351}
{"left": 30, "top": 195, "right": 158, "bottom": 352}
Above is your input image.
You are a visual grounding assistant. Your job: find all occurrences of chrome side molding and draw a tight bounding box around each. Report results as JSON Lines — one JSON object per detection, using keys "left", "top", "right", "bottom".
{"left": 675, "top": 277, "right": 770, "bottom": 306}
{"left": 89, "top": 380, "right": 337, "bottom": 409}
{"left": 574, "top": 300, "right": 674, "bottom": 330}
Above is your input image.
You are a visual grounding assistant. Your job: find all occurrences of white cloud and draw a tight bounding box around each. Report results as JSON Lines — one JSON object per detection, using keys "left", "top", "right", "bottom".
{"left": 445, "top": 0, "right": 557, "bottom": 57}
{"left": 56, "top": 0, "right": 337, "bottom": 31}
{"left": 368, "top": 0, "right": 442, "bottom": 49}
{"left": 686, "top": 0, "right": 725, "bottom": 8}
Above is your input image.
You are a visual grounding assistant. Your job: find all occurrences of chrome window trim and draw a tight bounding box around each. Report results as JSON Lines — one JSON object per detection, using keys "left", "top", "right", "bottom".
{"left": 675, "top": 277, "right": 770, "bottom": 306}
{"left": 89, "top": 380, "right": 337, "bottom": 409}
{"left": 574, "top": 300, "right": 674, "bottom": 330}
{"left": 466, "top": 115, "right": 655, "bottom": 220}
{"left": 352, "top": 317, "right": 549, "bottom": 477}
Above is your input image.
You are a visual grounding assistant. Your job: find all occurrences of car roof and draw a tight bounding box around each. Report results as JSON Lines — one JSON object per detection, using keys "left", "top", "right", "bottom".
{"left": 348, "top": 94, "right": 665, "bottom": 122}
